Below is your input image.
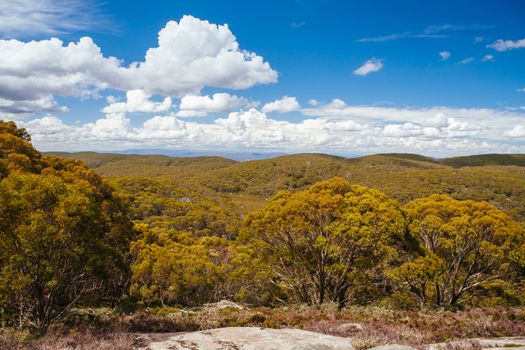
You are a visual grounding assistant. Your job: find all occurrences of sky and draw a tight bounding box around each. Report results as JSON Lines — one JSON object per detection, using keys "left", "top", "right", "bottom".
{"left": 1, "top": 0, "right": 524, "bottom": 157}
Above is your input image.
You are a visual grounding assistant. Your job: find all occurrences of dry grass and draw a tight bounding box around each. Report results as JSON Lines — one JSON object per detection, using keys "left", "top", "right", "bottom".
{"left": 0, "top": 330, "right": 140, "bottom": 350}
{"left": 3, "top": 305, "right": 524, "bottom": 349}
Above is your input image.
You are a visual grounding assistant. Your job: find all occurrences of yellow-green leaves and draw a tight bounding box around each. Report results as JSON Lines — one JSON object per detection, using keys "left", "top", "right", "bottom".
{"left": 0, "top": 121, "right": 133, "bottom": 334}
{"left": 395, "top": 194, "right": 525, "bottom": 308}
{"left": 244, "top": 177, "right": 406, "bottom": 307}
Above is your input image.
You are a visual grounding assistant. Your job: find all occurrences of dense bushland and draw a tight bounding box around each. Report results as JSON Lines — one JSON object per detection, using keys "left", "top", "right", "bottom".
{"left": 0, "top": 121, "right": 134, "bottom": 335}
{"left": 1, "top": 120, "right": 524, "bottom": 340}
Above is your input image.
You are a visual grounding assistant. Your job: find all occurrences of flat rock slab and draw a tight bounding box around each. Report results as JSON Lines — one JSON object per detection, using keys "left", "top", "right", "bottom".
{"left": 369, "top": 345, "right": 416, "bottom": 350}
{"left": 143, "top": 327, "right": 354, "bottom": 350}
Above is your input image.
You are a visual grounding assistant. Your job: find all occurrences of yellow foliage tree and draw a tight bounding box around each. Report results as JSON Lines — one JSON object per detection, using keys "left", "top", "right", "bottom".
{"left": 390, "top": 194, "right": 525, "bottom": 308}
{"left": 0, "top": 121, "right": 133, "bottom": 334}
{"left": 244, "top": 177, "right": 406, "bottom": 307}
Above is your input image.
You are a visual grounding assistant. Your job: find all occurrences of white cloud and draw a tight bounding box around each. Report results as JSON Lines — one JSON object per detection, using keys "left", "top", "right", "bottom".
{"left": 0, "top": 36, "right": 122, "bottom": 102}
{"left": 261, "top": 96, "right": 301, "bottom": 113}
{"left": 0, "top": 15, "right": 277, "bottom": 116}
{"left": 0, "top": 95, "right": 68, "bottom": 117}
{"left": 460, "top": 57, "right": 474, "bottom": 64}
{"left": 487, "top": 38, "right": 525, "bottom": 52}
{"left": 308, "top": 99, "right": 320, "bottom": 106}
{"left": 357, "top": 25, "right": 492, "bottom": 43}
{"left": 301, "top": 99, "right": 523, "bottom": 140}
{"left": 439, "top": 51, "right": 451, "bottom": 60}
{"left": 481, "top": 54, "right": 494, "bottom": 62}
{"left": 353, "top": 58, "right": 383, "bottom": 76}
{"left": 383, "top": 118, "right": 480, "bottom": 138}
{"left": 103, "top": 89, "right": 172, "bottom": 114}
{"left": 124, "top": 16, "right": 277, "bottom": 96}
{"left": 20, "top": 100, "right": 525, "bottom": 156}
{"left": 176, "top": 93, "right": 255, "bottom": 117}
{"left": 517, "top": 88, "right": 525, "bottom": 93}
{"left": 0, "top": 0, "right": 109, "bottom": 38}
{"left": 504, "top": 125, "right": 525, "bottom": 138}
{"left": 424, "top": 24, "right": 494, "bottom": 35}
{"left": 357, "top": 32, "right": 410, "bottom": 42}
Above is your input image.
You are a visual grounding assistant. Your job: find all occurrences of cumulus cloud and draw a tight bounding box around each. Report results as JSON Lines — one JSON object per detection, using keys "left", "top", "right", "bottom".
{"left": 487, "top": 38, "right": 525, "bottom": 52}
{"left": 481, "top": 54, "right": 494, "bottom": 62}
{"left": 124, "top": 16, "right": 277, "bottom": 96}
{"left": 0, "top": 95, "right": 68, "bottom": 117}
{"left": 176, "top": 93, "right": 255, "bottom": 117}
{"left": 261, "top": 96, "right": 301, "bottom": 113}
{"left": 504, "top": 125, "right": 525, "bottom": 138}
{"left": 301, "top": 99, "right": 523, "bottom": 140}
{"left": 0, "top": 15, "right": 277, "bottom": 116}
{"left": 103, "top": 89, "right": 172, "bottom": 114}
{"left": 383, "top": 118, "right": 481, "bottom": 139}
{"left": 439, "top": 51, "right": 451, "bottom": 60}
{"left": 0, "top": 36, "right": 122, "bottom": 102}
{"left": 353, "top": 58, "right": 383, "bottom": 76}
{"left": 20, "top": 100, "right": 525, "bottom": 156}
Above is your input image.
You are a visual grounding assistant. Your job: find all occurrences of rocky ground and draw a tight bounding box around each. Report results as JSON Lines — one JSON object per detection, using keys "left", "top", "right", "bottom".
{"left": 137, "top": 327, "right": 525, "bottom": 350}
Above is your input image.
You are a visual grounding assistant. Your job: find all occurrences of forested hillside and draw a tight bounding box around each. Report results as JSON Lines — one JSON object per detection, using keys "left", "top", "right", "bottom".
{"left": 53, "top": 151, "right": 525, "bottom": 222}
{"left": 1, "top": 121, "right": 524, "bottom": 345}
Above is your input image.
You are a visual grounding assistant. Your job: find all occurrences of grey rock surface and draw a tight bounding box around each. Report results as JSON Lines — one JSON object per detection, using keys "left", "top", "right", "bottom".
{"left": 369, "top": 345, "right": 416, "bottom": 350}
{"left": 143, "top": 327, "right": 354, "bottom": 350}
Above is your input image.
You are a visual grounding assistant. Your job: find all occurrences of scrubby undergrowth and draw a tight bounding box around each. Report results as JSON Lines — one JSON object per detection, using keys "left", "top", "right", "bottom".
{"left": 2, "top": 305, "right": 524, "bottom": 349}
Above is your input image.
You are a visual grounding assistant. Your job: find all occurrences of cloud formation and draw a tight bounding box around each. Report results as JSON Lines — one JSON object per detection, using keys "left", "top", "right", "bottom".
{"left": 439, "top": 51, "right": 451, "bottom": 60}
{"left": 353, "top": 58, "right": 383, "bottom": 76}
{"left": 177, "top": 93, "right": 255, "bottom": 117}
{"left": 20, "top": 99, "right": 525, "bottom": 156}
{"left": 487, "top": 38, "right": 525, "bottom": 52}
{"left": 0, "top": 0, "right": 109, "bottom": 38}
{"left": 0, "top": 15, "right": 277, "bottom": 117}
{"left": 459, "top": 57, "right": 474, "bottom": 64}
{"left": 262, "top": 96, "right": 301, "bottom": 113}
{"left": 504, "top": 125, "right": 525, "bottom": 138}
{"left": 357, "top": 24, "right": 493, "bottom": 42}
{"left": 357, "top": 32, "right": 410, "bottom": 42}
{"left": 103, "top": 90, "right": 172, "bottom": 114}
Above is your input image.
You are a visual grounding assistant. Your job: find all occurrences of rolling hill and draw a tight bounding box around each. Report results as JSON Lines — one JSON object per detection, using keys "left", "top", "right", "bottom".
{"left": 45, "top": 152, "right": 525, "bottom": 223}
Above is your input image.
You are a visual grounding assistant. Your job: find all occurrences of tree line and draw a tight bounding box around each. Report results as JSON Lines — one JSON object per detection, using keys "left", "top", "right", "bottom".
{"left": 0, "top": 120, "right": 524, "bottom": 335}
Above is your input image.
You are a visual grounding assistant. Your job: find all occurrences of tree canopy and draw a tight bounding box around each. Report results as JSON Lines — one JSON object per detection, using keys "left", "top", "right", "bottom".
{"left": 0, "top": 121, "right": 133, "bottom": 334}
{"left": 390, "top": 195, "right": 525, "bottom": 308}
{"left": 243, "top": 177, "right": 407, "bottom": 307}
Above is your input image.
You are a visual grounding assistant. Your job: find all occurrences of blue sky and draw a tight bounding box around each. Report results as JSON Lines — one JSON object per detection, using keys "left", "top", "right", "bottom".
{"left": 1, "top": 0, "right": 524, "bottom": 156}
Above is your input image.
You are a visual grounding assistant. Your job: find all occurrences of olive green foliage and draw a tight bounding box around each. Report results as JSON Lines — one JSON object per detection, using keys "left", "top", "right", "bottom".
{"left": 0, "top": 121, "right": 133, "bottom": 334}
{"left": 243, "top": 177, "right": 407, "bottom": 307}
{"left": 130, "top": 226, "right": 233, "bottom": 306}
{"left": 112, "top": 177, "right": 240, "bottom": 239}
{"left": 2, "top": 120, "right": 525, "bottom": 336}
{"left": 52, "top": 151, "right": 525, "bottom": 222}
{"left": 390, "top": 195, "right": 525, "bottom": 308}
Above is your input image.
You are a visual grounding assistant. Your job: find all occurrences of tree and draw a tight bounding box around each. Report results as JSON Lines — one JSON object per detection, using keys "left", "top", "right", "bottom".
{"left": 0, "top": 121, "right": 42, "bottom": 178}
{"left": 243, "top": 177, "right": 406, "bottom": 307}
{"left": 0, "top": 121, "right": 133, "bottom": 334}
{"left": 390, "top": 194, "right": 525, "bottom": 308}
{"left": 130, "top": 227, "right": 234, "bottom": 306}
